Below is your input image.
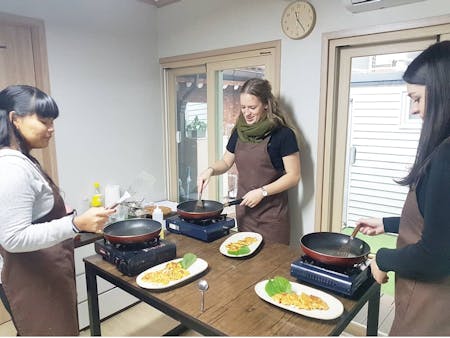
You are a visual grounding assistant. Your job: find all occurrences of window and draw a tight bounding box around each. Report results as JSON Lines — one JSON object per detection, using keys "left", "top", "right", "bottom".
{"left": 316, "top": 19, "right": 450, "bottom": 232}
{"left": 161, "top": 41, "right": 280, "bottom": 202}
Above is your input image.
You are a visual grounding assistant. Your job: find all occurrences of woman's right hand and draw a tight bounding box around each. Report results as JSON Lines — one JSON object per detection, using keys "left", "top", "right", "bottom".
{"left": 355, "top": 218, "right": 385, "bottom": 236}
{"left": 73, "top": 207, "right": 116, "bottom": 233}
{"left": 197, "top": 167, "right": 214, "bottom": 195}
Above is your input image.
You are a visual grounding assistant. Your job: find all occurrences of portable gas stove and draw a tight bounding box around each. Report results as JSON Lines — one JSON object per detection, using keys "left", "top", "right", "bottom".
{"left": 95, "top": 238, "right": 176, "bottom": 277}
{"left": 290, "top": 255, "right": 371, "bottom": 297}
{"left": 165, "top": 215, "right": 235, "bottom": 242}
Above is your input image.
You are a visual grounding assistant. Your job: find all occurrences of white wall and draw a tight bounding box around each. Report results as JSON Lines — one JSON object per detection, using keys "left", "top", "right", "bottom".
{"left": 0, "top": 0, "right": 165, "bottom": 211}
{"left": 156, "top": 0, "right": 450, "bottom": 244}
{"left": 1, "top": 0, "right": 449, "bottom": 244}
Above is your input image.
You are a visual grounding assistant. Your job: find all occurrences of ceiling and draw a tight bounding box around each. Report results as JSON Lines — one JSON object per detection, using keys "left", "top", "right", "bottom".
{"left": 138, "top": 0, "right": 181, "bottom": 7}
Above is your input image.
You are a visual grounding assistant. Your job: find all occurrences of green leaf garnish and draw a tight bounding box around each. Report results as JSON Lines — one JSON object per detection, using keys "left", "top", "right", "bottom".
{"left": 180, "top": 253, "right": 197, "bottom": 269}
{"left": 265, "top": 276, "right": 292, "bottom": 296}
{"left": 227, "top": 245, "right": 251, "bottom": 256}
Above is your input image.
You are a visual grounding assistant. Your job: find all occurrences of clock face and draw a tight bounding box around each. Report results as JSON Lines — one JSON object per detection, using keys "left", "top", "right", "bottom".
{"left": 281, "top": 0, "right": 316, "bottom": 40}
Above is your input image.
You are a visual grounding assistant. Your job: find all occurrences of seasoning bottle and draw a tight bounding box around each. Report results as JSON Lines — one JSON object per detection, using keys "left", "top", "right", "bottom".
{"left": 152, "top": 206, "right": 165, "bottom": 239}
{"left": 91, "top": 182, "right": 103, "bottom": 207}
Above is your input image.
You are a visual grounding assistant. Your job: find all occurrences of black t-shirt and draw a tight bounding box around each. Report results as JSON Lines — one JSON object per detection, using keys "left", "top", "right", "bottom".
{"left": 378, "top": 140, "right": 450, "bottom": 281}
{"left": 226, "top": 126, "right": 299, "bottom": 172}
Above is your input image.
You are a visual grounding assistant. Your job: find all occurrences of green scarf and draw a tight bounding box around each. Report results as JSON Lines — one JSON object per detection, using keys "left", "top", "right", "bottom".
{"left": 235, "top": 115, "right": 277, "bottom": 143}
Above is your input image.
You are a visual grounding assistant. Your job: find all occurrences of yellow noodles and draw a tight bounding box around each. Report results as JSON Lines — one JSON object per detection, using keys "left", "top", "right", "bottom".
{"left": 226, "top": 236, "right": 258, "bottom": 252}
{"left": 141, "top": 261, "right": 190, "bottom": 285}
{"left": 272, "top": 292, "right": 329, "bottom": 311}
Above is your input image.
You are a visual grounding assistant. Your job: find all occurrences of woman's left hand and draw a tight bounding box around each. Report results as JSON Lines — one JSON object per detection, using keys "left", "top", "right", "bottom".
{"left": 241, "top": 188, "right": 264, "bottom": 208}
{"left": 370, "top": 258, "right": 389, "bottom": 284}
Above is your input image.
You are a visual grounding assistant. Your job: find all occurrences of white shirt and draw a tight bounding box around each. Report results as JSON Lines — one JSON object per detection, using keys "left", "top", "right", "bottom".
{"left": 0, "top": 149, "right": 75, "bottom": 282}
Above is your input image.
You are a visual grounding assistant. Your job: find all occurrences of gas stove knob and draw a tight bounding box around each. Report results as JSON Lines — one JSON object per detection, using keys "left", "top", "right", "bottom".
{"left": 118, "top": 260, "right": 127, "bottom": 271}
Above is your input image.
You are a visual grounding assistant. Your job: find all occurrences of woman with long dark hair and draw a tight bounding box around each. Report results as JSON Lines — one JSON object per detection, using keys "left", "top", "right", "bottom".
{"left": 197, "top": 78, "right": 301, "bottom": 244}
{"left": 356, "top": 41, "right": 450, "bottom": 335}
{"left": 0, "top": 85, "right": 114, "bottom": 335}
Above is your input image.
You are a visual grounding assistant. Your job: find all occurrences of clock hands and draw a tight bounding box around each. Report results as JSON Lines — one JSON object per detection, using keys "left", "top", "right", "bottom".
{"left": 294, "top": 11, "right": 305, "bottom": 32}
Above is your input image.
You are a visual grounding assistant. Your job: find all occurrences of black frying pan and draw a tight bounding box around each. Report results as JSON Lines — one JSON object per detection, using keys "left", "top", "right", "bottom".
{"left": 300, "top": 232, "right": 371, "bottom": 266}
{"left": 103, "top": 218, "right": 161, "bottom": 244}
{"left": 177, "top": 198, "right": 243, "bottom": 220}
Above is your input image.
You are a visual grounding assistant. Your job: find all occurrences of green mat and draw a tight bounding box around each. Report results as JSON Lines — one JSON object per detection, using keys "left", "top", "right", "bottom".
{"left": 342, "top": 227, "right": 397, "bottom": 296}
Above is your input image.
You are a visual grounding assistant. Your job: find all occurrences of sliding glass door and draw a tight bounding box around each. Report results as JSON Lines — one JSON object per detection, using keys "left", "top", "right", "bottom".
{"left": 163, "top": 44, "right": 279, "bottom": 202}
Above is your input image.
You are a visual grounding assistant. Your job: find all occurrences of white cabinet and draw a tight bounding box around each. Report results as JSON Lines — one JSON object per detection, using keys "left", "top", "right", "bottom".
{"left": 74, "top": 243, "right": 138, "bottom": 330}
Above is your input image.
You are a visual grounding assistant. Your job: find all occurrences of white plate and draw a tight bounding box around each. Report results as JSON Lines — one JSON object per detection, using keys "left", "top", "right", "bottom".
{"left": 136, "top": 257, "right": 208, "bottom": 290}
{"left": 219, "top": 231, "right": 263, "bottom": 257}
{"left": 254, "top": 280, "right": 344, "bottom": 320}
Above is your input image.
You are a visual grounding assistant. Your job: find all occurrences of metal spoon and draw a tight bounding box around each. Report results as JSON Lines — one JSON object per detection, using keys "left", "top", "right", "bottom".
{"left": 338, "top": 223, "right": 362, "bottom": 257}
{"left": 195, "top": 186, "right": 204, "bottom": 211}
{"left": 197, "top": 279, "right": 209, "bottom": 312}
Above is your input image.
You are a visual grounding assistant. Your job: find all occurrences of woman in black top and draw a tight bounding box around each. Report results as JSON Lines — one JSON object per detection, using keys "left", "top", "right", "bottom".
{"left": 356, "top": 41, "right": 450, "bottom": 336}
{"left": 197, "top": 78, "right": 301, "bottom": 244}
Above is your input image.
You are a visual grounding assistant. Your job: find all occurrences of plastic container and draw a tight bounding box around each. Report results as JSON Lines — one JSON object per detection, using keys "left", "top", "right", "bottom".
{"left": 152, "top": 205, "right": 165, "bottom": 239}
{"left": 91, "top": 182, "right": 103, "bottom": 207}
{"left": 104, "top": 184, "right": 120, "bottom": 208}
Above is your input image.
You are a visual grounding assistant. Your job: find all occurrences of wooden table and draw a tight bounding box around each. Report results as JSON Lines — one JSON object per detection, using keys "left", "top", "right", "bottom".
{"left": 84, "top": 233, "right": 380, "bottom": 336}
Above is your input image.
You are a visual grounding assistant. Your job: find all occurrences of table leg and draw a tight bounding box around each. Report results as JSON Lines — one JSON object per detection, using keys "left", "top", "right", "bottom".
{"left": 85, "top": 264, "right": 101, "bottom": 336}
{"left": 366, "top": 283, "right": 381, "bottom": 336}
{"left": 163, "top": 323, "right": 188, "bottom": 336}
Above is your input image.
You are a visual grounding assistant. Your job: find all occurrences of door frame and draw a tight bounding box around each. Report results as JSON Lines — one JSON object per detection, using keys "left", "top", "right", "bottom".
{"left": 315, "top": 15, "right": 450, "bottom": 232}
{"left": 335, "top": 39, "right": 435, "bottom": 231}
{"left": 163, "top": 65, "right": 207, "bottom": 201}
{"left": 0, "top": 11, "right": 58, "bottom": 182}
{"left": 161, "top": 40, "right": 281, "bottom": 201}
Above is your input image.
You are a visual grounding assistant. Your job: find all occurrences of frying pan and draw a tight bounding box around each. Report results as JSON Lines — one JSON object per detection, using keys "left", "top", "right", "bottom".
{"left": 177, "top": 198, "right": 243, "bottom": 220}
{"left": 300, "top": 232, "right": 371, "bottom": 266}
{"left": 103, "top": 218, "right": 161, "bottom": 244}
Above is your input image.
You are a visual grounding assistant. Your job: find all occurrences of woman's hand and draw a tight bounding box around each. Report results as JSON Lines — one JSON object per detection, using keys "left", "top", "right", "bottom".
{"left": 197, "top": 167, "right": 214, "bottom": 195}
{"left": 73, "top": 207, "right": 116, "bottom": 233}
{"left": 370, "top": 258, "right": 389, "bottom": 284}
{"left": 241, "top": 188, "right": 264, "bottom": 208}
{"left": 355, "top": 218, "right": 385, "bottom": 236}
{"left": 197, "top": 152, "right": 236, "bottom": 195}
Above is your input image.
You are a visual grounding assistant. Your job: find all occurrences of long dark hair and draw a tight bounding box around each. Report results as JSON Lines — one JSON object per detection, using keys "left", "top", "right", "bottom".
{"left": 398, "top": 41, "right": 450, "bottom": 187}
{"left": 0, "top": 85, "right": 59, "bottom": 153}
{"left": 239, "top": 78, "right": 294, "bottom": 130}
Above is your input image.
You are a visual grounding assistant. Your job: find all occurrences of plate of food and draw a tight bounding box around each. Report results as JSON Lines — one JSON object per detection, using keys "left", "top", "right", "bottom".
{"left": 136, "top": 253, "right": 207, "bottom": 290}
{"left": 219, "top": 231, "right": 263, "bottom": 257}
{"left": 254, "top": 276, "right": 344, "bottom": 320}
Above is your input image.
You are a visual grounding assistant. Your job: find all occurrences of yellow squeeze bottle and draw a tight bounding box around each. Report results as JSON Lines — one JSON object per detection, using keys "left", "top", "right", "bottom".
{"left": 91, "top": 182, "right": 103, "bottom": 207}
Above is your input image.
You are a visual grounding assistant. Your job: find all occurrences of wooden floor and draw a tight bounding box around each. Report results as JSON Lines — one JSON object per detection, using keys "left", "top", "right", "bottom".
{"left": 0, "top": 293, "right": 394, "bottom": 336}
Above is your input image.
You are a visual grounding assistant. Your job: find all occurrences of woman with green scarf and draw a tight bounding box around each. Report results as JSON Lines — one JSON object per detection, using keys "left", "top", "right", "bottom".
{"left": 197, "top": 78, "right": 301, "bottom": 245}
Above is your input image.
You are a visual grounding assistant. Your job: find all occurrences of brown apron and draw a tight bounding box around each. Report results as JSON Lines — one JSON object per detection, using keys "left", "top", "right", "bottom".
{"left": 235, "top": 136, "right": 290, "bottom": 244}
{"left": 0, "top": 178, "right": 79, "bottom": 336}
{"left": 390, "top": 189, "right": 450, "bottom": 336}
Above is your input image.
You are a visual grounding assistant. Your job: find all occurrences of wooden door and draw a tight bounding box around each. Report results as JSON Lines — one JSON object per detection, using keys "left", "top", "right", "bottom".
{"left": 0, "top": 23, "right": 36, "bottom": 87}
{"left": 0, "top": 15, "right": 57, "bottom": 182}
{"left": 0, "top": 13, "right": 55, "bottom": 325}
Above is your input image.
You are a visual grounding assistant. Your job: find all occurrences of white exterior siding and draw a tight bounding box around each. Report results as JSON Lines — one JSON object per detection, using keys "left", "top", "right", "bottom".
{"left": 345, "top": 84, "right": 422, "bottom": 226}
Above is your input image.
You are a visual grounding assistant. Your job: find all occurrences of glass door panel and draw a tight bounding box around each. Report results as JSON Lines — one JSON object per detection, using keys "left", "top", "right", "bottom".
{"left": 330, "top": 38, "right": 435, "bottom": 232}
{"left": 343, "top": 51, "right": 422, "bottom": 228}
{"left": 207, "top": 53, "right": 276, "bottom": 200}
{"left": 165, "top": 47, "right": 278, "bottom": 202}
{"left": 215, "top": 67, "right": 266, "bottom": 200}
{"left": 174, "top": 71, "right": 207, "bottom": 202}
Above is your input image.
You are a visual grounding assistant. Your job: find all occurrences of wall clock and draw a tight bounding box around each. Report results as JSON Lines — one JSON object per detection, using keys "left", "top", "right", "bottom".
{"left": 281, "top": 0, "right": 316, "bottom": 40}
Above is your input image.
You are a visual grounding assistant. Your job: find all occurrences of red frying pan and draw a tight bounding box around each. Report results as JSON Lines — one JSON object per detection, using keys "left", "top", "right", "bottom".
{"left": 300, "top": 232, "right": 371, "bottom": 267}
{"left": 102, "top": 218, "right": 161, "bottom": 244}
{"left": 177, "top": 198, "right": 243, "bottom": 220}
